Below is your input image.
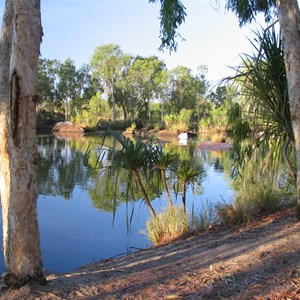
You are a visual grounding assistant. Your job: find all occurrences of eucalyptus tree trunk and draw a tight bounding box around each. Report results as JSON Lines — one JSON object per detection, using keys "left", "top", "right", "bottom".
{"left": 109, "top": 85, "right": 117, "bottom": 122}
{"left": 277, "top": 0, "right": 300, "bottom": 217}
{"left": 64, "top": 97, "right": 69, "bottom": 121}
{"left": 112, "top": 92, "right": 117, "bottom": 122}
{"left": 0, "top": 0, "right": 45, "bottom": 286}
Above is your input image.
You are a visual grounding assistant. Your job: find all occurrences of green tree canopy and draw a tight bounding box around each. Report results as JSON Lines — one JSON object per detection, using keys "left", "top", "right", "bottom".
{"left": 38, "top": 58, "right": 59, "bottom": 111}
{"left": 126, "top": 55, "right": 166, "bottom": 122}
{"left": 90, "top": 44, "right": 132, "bottom": 122}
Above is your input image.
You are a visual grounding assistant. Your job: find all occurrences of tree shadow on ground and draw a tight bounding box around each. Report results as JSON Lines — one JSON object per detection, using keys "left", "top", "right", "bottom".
{"left": 1, "top": 209, "right": 299, "bottom": 299}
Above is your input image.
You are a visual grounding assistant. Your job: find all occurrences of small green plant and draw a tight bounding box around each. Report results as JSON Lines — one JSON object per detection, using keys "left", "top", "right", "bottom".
{"left": 145, "top": 206, "right": 188, "bottom": 245}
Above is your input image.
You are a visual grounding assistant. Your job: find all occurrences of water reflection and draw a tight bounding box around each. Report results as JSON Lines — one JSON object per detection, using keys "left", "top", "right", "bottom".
{"left": 38, "top": 135, "right": 89, "bottom": 198}
{"left": 0, "top": 133, "right": 234, "bottom": 273}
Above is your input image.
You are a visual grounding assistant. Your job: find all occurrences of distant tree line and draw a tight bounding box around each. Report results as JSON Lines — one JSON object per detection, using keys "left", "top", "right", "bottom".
{"left": 38, "top": 44, "right": 233, "bottom": 131}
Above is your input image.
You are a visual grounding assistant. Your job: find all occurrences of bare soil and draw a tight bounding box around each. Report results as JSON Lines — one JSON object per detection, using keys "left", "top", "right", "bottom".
{"left": 199, "top": 141, "right": 232, "bottom": 151}
{"left": 1, "top": 208, "right": 299, "bottom": 299}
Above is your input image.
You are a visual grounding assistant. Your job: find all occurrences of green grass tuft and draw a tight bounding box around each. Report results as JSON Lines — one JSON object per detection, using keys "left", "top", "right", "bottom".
{"left": 216, "top": 183, "right": 295, "bottom": 225}
{"left": 145, "top": 206, "right": 188, "bottom": 245}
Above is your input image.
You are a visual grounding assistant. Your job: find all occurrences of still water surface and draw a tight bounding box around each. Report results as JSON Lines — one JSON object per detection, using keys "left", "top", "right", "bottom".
{"left": 0, "top": 133, "right": 234, "bottom": 273}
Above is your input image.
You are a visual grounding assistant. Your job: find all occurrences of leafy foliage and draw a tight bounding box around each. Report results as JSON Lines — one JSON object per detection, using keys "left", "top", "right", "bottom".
{"left": 198, "top": 86, "right": 237, "bottom": 132}
{"left": 228, "top": 27, "right": 295, "bottom": 179}
{"left": 164, "top": 109, "right": 192, "bottom": 131}
{"left": 90, "top": 44, "right": 132, "bottom": 121}
{"left": 38, "top": 44, "right": 209, "bottom": 130}
{"left": 123, "top": 56, "right": 166, "bottom": 123}
{"left": 106, "top": 130, "right": 157, "bottom": 218}
{"left": 175, "top": 161, "right": 202, "bottom": 213}
{"left": 225, "top": 0, "right": 277, "bottom": 26}
{"left": 152, "top": 146, "right": 177, "bottom": 205}
{"left": 38, "top": 58, "right": 60, "bottom": 111}
{"left": 38, "top": 57, "right": 98, "bottom": 122}
{"left": 149, "top": 0, "right": 187, "bottom": 51}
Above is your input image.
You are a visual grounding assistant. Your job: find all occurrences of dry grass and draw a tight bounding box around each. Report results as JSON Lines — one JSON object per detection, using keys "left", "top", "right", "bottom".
{"left": 145, "top": 206, "right": 188, "bottom": 245}
{"left": 0, "top": 209, "right": 299, "bottom": 299}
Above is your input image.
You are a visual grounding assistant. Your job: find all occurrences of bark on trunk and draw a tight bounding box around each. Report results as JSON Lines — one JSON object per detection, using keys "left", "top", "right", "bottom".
{"left": 64, "top": 98, "right": 68, "bottom": 121}
{"left": 121, "top": 103, "right": 127, "bottom": 120}
{"left": 0, "top": 0, "right": 45, "bottom": 286}
{"left": 277, "top": 0, "right": 300, "bottom": 217}
{"left": 111, "top": 89, "right": 116, "bottom": 122}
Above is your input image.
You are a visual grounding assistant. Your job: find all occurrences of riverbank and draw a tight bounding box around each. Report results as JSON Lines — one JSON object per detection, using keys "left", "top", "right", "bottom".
{"left": 1, "top": 208, "right": 299, "bottom": 299}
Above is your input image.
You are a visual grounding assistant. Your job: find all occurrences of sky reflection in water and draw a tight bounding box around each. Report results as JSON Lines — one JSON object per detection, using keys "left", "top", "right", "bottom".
{"left": 0, "top": 134, "right": 233, "bottom": 273}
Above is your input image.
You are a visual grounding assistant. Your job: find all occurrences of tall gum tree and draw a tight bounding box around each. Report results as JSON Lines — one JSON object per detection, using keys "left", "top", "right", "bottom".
{"left": 0, "top": 0, "right": 45, "bottom": 286}
{"left": 90, "top": 44, "right": 131, "bottom": 122}
{"left": 276, "top": 0, "right": 300, "bottom": 217}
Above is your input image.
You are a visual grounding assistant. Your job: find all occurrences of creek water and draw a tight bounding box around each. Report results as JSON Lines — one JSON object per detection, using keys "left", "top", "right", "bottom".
{"left": 0, "top": 133, "right": 234, "bottom": 273}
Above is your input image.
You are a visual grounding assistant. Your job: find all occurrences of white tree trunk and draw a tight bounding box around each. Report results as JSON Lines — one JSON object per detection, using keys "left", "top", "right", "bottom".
{"left": 111, "top": 87, "right": 117, "bottom": 122}
{"left": 0, "top": 0, "right": 45, "bottom": 286}
{"left": 277, "top": 0, "right": 300, "bottom": 217}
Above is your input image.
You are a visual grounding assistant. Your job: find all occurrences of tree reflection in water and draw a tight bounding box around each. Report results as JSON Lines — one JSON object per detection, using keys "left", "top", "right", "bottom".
{"left": 30, "top": 133, "right": 233, "bottom": 272}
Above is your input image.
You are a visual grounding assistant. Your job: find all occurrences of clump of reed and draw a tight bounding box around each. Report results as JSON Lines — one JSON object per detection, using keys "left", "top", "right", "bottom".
{"left": 189, "top": 208, "right": 212, "bottom": 232}
{"left": 216, "top": 182, "right": 295, "bottom": 225}
{"left": 146, "top": 204, "right": 213, "bottom": 245}
{"left": 145, "top": 206, "right": 188, "bottom": 245}
{"left": 146, "top": 178, "right": 295, "bottom": 245}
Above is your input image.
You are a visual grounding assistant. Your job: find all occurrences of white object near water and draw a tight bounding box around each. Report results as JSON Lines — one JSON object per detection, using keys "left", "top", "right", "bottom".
{"left": 178, "top": 132, "right": 188, "bottom": 145}
{"left": 178, "top": 132, "right": 188, "bottom": 140}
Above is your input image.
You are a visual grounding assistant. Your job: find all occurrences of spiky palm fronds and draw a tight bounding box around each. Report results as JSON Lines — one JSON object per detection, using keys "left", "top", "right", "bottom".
{"left": 229, "top": 27, "right": 296, "bottom": 180}
{"left": 107, "top": 129, "right": 157, "bottom": 218}
{"left": 111, "top": 134, "right": 154, "bottom": 172}
{"left": 175, "top": 161, "right": 201, "bottom": 213}
{"left": 152, "top": 146, "right": 177, "bottom": 206}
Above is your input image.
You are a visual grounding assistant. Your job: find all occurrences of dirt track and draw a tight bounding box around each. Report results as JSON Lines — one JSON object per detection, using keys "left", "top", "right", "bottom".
{"left": 1, "top": 208, "right": 299, "bottom": 299}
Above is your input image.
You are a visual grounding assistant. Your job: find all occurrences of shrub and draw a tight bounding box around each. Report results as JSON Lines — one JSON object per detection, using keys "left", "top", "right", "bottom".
{"left": 37, "top": 110, "right": 64, "bottom": 132}
{"left": 99, "top": 120, "right": 132, "bottom": 130}
{"left": 145, "top": 206, "right": 188, "bottom": 245}
{"left": 164, "top": 109, "right": 192, "bottom": 131}
{"left": 216, "top": 183, "right": 295, "bottom": 225}
{"left": 215, "top": 202, "right": 248, "bottom": 225}
{"left": 198, "top": 104, "right": 229, "bottom": 132}
{"left": 189, "top": 209, "right": 211, "bottom": 232}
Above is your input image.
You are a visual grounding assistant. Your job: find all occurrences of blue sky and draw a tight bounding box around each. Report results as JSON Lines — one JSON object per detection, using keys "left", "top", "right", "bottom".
{"left": 0, "top": 0, "right": 273, "bottom": 86}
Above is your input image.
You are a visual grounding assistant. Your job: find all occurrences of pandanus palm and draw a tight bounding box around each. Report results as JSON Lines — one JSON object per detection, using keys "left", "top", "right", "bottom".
{"left": 152, "top": 146, "right": 177, "bottom": 206}
{"left": 108, "top": 130, "right": 157, "bottom": 218}
{"left": 230, "top": 28, "right": 295, "bottom": 179}
{"left": 175, "top": 161, "right": 201, "bottom": 214}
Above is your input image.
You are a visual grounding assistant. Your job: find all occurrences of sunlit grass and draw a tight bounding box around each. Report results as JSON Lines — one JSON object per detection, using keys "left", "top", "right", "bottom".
{"left": 145, "top": 206, "right": 188, "bottom": 245}
{"left": 216, "top": 183, "right": 295, "bottom": 225}
{"left": 145, "top": 204, "right": 214, "bottom": 245}
{"left": 189, "top": 207, "right": 212, "bottom": 232}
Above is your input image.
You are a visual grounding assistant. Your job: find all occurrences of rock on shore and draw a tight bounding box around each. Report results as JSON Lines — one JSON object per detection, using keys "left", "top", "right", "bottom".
{"left": 52, "top": 121, "right": 85, "bottom": 133}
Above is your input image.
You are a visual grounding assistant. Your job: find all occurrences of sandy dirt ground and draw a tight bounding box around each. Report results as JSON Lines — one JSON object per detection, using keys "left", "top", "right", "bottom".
{"left": 0, "top": 208, "right": 299, "bottom": 299}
